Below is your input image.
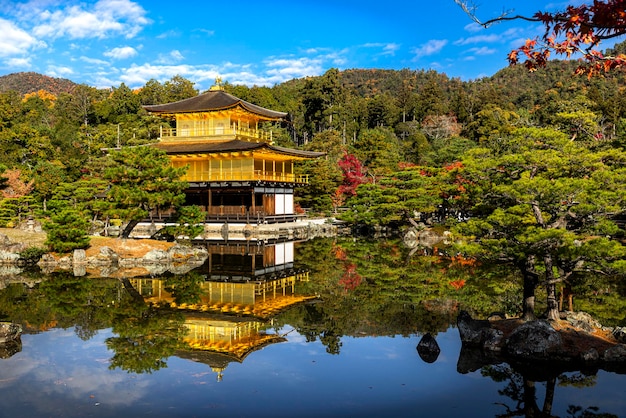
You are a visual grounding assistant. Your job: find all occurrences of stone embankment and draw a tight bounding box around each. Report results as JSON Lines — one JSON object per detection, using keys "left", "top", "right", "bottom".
{"left": 38, "top": 243, "right": 209, "bottom": 277}
{"left": 129, "top": 218, "right": 341, "bottom": 241}
{"left": 0, "top": 218, "right": 341, "bottom": 277}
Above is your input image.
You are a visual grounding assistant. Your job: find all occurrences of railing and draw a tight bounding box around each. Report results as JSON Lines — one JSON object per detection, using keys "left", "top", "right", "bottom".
{"left": 140, "top": 210, "right": 306, "bottom": 226}
{"left": 160, "top": 126, "right": 273, "bottom": 142}
{"left": 184, "top": 170, "right": 309, "bottom": 184}
{"left": 205, "top": 206, "right": 306, "bottom": 223}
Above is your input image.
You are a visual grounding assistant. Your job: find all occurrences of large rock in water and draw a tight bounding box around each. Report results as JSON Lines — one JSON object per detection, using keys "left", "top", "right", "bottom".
{"left": 504, "top": 320, "right": 562, "bottom": 360}
{"left": 0, "top": 322, "right": 22, "bottom": 344}
{"left": 416, "top": 333, "right": 441, "bottom": 363}
{"left": 457, "top": 310, "right": 504, "bottom": 351}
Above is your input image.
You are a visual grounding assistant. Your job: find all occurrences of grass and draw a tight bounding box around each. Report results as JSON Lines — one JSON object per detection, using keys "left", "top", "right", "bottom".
{"left": 0, "top": 227, "right": 47, "bottom": 248}
{"left": 0, "top": 227, "right": 174, "bottom": 258}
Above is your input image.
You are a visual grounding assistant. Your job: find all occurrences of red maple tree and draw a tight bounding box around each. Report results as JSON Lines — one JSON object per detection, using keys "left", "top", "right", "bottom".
{"left": 456, "top": 0, "right": 626, "bottom": 77}
{"left": 337, "top": 152, "right": 368, "bottom": 197}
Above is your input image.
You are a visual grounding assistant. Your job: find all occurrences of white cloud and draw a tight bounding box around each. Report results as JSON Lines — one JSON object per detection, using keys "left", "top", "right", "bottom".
{"left": 5, "top": 57, "right": 31, "bottom": 67}
{"left": 412, "top": 39, "right": 448, "bottom": 59}
{"left": 382, "top": 43, "right": 400, "bottom": 55}
{"left": 197, "top": 28, "right": 215, "bottom": 36}
{"left": 454, "top": 34, "right": 501, "bottom": 46}
{"left": 265, "top": 57, "right": 324, "bottom": 80}
{"left": 80, "top": 56, "right": 110, "bottom": 66}
{"left": 156, "top": 50, "right": 184, "bottom": 65}
{"left": 363, "top": 42, "right": 400, "bottom": 56}
{"left": 46, "top": 65, "right": 74, "bottom": 76}
{"left": 156, "top": 29, "right": 180, "bottom": 39}
{"left": 32, "top": 0, "right": 150, "bottom": 40}
{"left": 117, "top": 63, "right": 219, "bottom": 87}
{"left": 467, "top": 46, "right": 497, "bottom": 56}
{"left": 464, "top": 22, "right": 483, "bottom": 33}
{"left": 104, "top": 46, "right": 138, "bottom": 60}
{"left": 0, "top": 17, "right": 42, "bottom": 57}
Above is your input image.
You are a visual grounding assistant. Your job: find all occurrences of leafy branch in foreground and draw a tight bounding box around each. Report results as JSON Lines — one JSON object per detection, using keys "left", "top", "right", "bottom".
{"left": 455, "top": 0, "right": 626, "bottom": 77}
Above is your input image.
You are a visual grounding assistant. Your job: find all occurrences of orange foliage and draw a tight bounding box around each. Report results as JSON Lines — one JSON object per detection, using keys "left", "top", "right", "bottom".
{"left": 507, "top": 1, "right": 626, "bottom": 77}
{"left": 23, "top": 89, "right": 57, "bottom": 104}
{"left": 449, "top": 280, "right": 466, "bottom": 290}
{"left": 2, "top": 169, "right": 34, "bottom": 198}
{"left": 333, "top": 245, "right": 347, "bottom": 261}
{"left": 339, "top": 263, "right": 362, "bottom": 291}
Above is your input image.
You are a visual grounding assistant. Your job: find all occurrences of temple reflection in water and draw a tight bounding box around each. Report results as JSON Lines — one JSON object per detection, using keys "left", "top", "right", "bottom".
{"left": 130, "top": 239, "right": 313, "bottom": 381}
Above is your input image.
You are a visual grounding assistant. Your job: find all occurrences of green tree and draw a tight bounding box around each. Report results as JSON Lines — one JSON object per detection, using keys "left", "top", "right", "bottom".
{"left": 295, "top": 158, "right": 342, "bottom": 213}
{"left": 351, "top": 127, "right": 402, "bottom": 177}
{"left": 163, "top": 75, "right": 198, "bottom": 102}
{"left": 160, "top": 205, "right": 205, "bottom": 244}
{"left": 451, "top": 127, "right": 626, "bottom": 320}
{"left": 102, "top": 146, "right": 187, "bottom": 238}
{"left": 33, "top": 161, "right": 66, "bottom": 213}
{"left": 44, "top": 209, "right": 90, "bottom": 253}
{"left": 302, "top": 68, "right": 343, "bottom": 134}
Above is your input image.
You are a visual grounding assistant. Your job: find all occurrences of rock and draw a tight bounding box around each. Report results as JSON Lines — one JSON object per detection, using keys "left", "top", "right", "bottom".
{"left": 168, "top": 245, "right": 208, "bottom": 262}
{"left": 96, "top": 246, "right": 119, "bottom": 265}
{"left": 417, "top": 228, "right": 445, "bottom": 248}
{"left": 416, "top": 333, "right": 441, "bottom": 363}
{"left": 613, "top": 327, "right": 626, "bottom": 344}
{"left": 143, "top": 249, "right": 169, "bottom": 262}
{"left": 0, "top": 322, "right": 22, "bottom": 344}
{"left": 603, "top": 344, "right": 626, "bottom": 363}
{"left": 0, "top": 339, "right": 21, "bottom": 358}
{"left": 457, "top": 310, "right": 504, "bottom": 351}
{"left": 0, "top": 251, "right": 20, "bottom": 263}
{"left": 73, "top": 249, "right": 86, "bottom": 264}
{"left": 0, "top": 234, "right": 11, "bottom": 246}
{"left": 580, "top": 348, "right": 599, "bottom": 363}
{"left": 565, "top": 311, "right": 603, "bottom": 333}
{"left": 504, "top": 320, "right": 562, "bottom": 360}
{"left": 488, "top": 312, "right": 506, "bottom": 321}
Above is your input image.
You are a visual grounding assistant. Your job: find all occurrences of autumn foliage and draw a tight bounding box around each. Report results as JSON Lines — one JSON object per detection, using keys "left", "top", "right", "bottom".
{"left": 337, "top": 152, "right": 367, "bottom": 198}
{"left": 1, "top": 169, "right": 34, "bottom": 198}
{"left": 458, "top": 1, "right": 626, "bottom": 77}
{"left": 510, "top": 1, "right": 626, "bottom": 76}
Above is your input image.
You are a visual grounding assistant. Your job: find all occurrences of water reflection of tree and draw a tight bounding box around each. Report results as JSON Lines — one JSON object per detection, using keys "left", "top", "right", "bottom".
{"left": 482, "top": 364, "right": 617, "bottom": 418}
{"left": 0, "top": 273, "right": 118, "bottom": 339}
{"left": 39, "top": 272, "right": 115, "bottom": 340}
{"left": 282, "top": 237, "right": 523, "bottom": 354}
{"left": 106, "top": 278, "right": 187, "bottom": 374}
{"left": 162, "top": 272, "right": 205, "bottom": 305}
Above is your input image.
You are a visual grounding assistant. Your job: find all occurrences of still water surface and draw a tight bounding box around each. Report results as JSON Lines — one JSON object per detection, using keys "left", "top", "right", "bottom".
{"left": 0, "top": 237, "right": 624, "bottom": 417}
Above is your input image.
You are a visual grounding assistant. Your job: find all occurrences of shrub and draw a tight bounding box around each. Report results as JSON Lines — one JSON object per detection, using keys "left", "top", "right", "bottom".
{"left": 43, "top": 209, "right": 90, "bottom": 253}
{"left": 18, "top": 247, "right": 46, "bottom": 265}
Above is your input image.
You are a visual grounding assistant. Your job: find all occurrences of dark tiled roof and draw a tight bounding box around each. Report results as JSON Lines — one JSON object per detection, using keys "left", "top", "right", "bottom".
{"left": 153, "top": 139, "right": 325, "bottom": 158}
{"left": 143, "top": 90, "right": 288, "bottom": 119}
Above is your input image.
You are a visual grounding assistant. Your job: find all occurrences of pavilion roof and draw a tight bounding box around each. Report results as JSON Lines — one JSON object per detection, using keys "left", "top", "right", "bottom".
{"left": 143, "top": 89, "right": 288, "bottom": 120}
{"left": 153, "top": 139, "right": 325, "bottom": 159}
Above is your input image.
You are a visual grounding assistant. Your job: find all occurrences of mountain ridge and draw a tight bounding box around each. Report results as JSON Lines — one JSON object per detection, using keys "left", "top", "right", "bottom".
{"left": 0, "top": 71, "right": 78, "bottom": 96}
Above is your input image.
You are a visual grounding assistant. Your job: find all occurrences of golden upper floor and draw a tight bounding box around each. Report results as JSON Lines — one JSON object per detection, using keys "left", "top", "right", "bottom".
{"left": 144, "top": 87, "right": 287, "bottom": 144}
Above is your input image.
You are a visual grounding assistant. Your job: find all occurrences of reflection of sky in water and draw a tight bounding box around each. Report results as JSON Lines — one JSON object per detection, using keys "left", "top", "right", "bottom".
{"left": 0, "top": 327, "right": 624, "bottom": 418}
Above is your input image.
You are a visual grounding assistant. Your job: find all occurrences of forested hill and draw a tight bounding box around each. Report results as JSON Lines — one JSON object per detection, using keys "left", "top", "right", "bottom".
{"left": 0, "top": 71, "right": 77, "bottom": 95}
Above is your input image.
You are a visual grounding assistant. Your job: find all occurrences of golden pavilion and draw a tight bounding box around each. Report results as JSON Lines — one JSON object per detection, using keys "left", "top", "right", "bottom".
{"left": 144, "top": 84, "right": 324, "bottom": 224}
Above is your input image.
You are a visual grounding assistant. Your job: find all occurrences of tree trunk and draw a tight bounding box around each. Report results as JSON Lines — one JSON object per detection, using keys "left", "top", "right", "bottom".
{"left": 519, "top": 256, "right": 538, "bottom": 321}
{"left": 119, "top": 278, "right": 145, "bottom": 304}
{"left": 542, "top": 377, "right": 556, "bottom": 416}
{"left": 121, "top": 219, "right": 140, "bottom": 238}
{"left": 544, "top": 254, "right": 560, "bottom": 321}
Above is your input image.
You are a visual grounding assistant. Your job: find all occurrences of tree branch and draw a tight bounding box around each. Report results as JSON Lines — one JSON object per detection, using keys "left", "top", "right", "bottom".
{"left": 454, "top": 0, "right": 538, "bottom": 28}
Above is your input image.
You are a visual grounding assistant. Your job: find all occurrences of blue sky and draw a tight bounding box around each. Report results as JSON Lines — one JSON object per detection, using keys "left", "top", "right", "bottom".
{"left": 0, "top": 0, "right": 601, "bottom": 91}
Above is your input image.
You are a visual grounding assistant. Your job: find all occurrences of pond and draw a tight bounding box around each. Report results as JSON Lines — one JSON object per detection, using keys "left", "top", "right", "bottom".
{"left": 0, "top": 237, "right": 625, "bottom": 418}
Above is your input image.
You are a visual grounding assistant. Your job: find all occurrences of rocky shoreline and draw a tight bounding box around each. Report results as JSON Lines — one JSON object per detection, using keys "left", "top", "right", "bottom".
{"left": 0, "top": 218, "right": 341, "bottom": 277}
{"left": 456, "top": 310, "right": 626, "bottom": 374}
